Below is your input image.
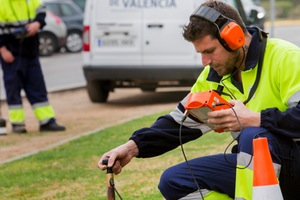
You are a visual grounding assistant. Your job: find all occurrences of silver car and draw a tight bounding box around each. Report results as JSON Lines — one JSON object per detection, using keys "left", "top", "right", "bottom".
{"left": 43, "top": 0, "right": 84, "bottom": 53}
{"left": 39, "top": 10, "right": 67, "bottom": 56}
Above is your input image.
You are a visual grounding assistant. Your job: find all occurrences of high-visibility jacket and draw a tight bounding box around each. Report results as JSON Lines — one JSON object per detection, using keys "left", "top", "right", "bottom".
{"left": 0, "top": 0, "right": 46, "bottom": 56}
{"left": 0, "top": 0, "right": 45, "bottom": 25}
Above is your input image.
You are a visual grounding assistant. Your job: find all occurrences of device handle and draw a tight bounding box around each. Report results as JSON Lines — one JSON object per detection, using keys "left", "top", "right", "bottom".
{"left": 102, "top": 158, "right": 115, "bottom": 200}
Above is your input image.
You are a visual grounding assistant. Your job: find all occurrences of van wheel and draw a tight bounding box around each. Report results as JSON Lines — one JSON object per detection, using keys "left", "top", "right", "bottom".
{"left": 86, "top": 80, "right": 110, "bottom": 103}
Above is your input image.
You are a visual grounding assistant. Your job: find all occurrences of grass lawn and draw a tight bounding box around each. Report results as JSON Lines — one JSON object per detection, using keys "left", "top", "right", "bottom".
{"left": 0, "top": 110, "right": 234, "bottom": 199}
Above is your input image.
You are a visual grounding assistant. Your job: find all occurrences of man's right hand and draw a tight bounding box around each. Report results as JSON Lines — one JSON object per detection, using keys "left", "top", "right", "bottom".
{"left": 0, "top": 47, "right": 14, "bottom": 63}
{"left": 98, "top": 140, "right": 139, "bottom": 175}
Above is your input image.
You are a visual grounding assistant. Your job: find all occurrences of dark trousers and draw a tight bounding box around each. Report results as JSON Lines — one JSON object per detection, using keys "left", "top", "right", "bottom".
{"left": 1, "top": 56, "right": 49, "bottom": 106}
{"left": 158, "top": 127, "right": 300, "bottom": 200}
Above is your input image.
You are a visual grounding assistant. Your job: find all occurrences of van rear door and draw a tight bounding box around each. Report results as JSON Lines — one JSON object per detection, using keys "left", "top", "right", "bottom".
{"left": 90, "top": 0, "right": 142, "bottom": 66}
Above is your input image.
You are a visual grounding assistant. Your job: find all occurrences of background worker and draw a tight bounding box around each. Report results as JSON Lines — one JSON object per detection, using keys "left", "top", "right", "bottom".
{"left": 98, "top": 0, "right": 300, "bottom": 199}
{"left": 0, "top": 0, "right": 65, "bottom": 133}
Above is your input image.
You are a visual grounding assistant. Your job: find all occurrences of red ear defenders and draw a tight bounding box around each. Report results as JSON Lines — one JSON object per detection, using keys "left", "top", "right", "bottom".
{"left": 191, "top": 5, "right": 245, "bottom": 51}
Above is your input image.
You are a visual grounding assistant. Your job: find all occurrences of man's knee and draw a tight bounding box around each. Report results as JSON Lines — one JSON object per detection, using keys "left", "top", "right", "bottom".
{"left": 158, "top": 167, "right": 179, "bottom": 199}
{"left": 238, "top": 127, "right": 269, "bottom": 152}
{"left": 158, "top": 165, "right": 196, "bottom": 200}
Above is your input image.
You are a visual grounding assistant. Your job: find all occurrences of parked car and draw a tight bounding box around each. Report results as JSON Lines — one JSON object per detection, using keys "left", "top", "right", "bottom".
{"left": 43, "top": 0, "right": 84, "bottom": 53}
{"left": 39, "top": 10, "right": 67, "bottom": 56}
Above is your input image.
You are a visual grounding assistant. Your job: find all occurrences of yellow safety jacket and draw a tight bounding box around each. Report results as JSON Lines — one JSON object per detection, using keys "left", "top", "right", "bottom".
{"left": 0, "top": 0, "right": 45, "bottom": 25}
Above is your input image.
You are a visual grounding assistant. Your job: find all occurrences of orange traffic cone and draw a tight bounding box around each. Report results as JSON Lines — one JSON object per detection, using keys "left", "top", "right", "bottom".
{"left": 252, "top": 137, "right": 283, "bottom": 200}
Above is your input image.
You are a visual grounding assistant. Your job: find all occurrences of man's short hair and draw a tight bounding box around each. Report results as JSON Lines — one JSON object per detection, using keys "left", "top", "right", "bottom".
{"left": 183, "top": 0, "right": 246, "bottom": 42}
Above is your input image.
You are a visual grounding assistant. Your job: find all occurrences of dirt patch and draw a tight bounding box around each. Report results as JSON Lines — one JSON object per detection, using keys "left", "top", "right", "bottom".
{"left": 0, "top": 87, "right": 187, "bottom": 164}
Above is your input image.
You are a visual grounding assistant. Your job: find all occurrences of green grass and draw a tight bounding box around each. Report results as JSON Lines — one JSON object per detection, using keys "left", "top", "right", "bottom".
{"left": 0, "top": 111, "right": 234, "bottom": 199}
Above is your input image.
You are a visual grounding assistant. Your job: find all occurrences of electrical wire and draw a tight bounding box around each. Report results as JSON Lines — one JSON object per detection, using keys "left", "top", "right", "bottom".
{"left": 213, "top": 102, "right": 255, "bottom": 170}
{"left": 178, "top": 99, "right": 251, "bottom": 198}
{"left": 110, "top": 179, "right": 123, "bottom": 200}
{"left": 179, "top": 117, "right": 204, "bottom": 199}
{"left": 220, "top": 46, "right": 246, "bottom": 100}
{"left": 215, "top": 103, "right": 275, "bottom": 171}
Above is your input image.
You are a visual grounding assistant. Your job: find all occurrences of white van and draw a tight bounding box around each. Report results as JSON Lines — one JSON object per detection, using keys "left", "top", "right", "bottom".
{"left": 82, "top": 0, "right": 265, "bottom": 102}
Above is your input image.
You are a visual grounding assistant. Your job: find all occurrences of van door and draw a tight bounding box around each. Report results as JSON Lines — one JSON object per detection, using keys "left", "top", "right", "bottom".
{"left": 142, "top": 0, "right": 199, "bottom": 66}
{"left": 91, "top": 0, "right": 142, "bottom": 65}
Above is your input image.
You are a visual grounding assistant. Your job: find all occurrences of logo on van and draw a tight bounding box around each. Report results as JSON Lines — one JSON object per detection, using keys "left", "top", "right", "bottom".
{"left": 110, "top": 0, "right": 176, "bottom": 8}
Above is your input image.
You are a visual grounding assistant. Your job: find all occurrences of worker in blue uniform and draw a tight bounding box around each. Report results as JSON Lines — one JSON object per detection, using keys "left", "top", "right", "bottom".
{"left": 0, "top": 0, "right": 66, "bottom": 133}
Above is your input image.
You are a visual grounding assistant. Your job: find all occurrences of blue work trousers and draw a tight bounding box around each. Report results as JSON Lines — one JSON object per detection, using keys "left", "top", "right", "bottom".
{"left": 0, "top": 56, "right": 49, "bottom": 106}
{"left": 158, "top": 127, "right": 300, "bottom": 200}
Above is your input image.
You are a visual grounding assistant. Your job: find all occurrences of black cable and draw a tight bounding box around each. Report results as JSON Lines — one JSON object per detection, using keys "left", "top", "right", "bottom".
{"left": 213, "top": 102, "right": 248, "bottom": 169}
{"left": 220, "top": 46, "right": 246, "bottom": 100}
{"left": 214, "top": 102, "right": 254, "bottom": 169}
{"left": 109, "top": 178, "right": 123, "bottom": 200}
{"left": 217, "top": 103, "right": 271, "bottom": 171}
{"left": 179, "top": 114, "right": 204, "bottom": 199}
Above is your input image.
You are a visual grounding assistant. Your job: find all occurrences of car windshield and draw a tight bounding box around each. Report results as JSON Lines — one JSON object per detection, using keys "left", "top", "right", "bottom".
{"left": 72, "top": 0, "right": 85, "bottom": 11}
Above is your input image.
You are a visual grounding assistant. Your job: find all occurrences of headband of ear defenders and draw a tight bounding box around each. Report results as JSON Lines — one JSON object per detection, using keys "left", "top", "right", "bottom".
{"left": 191, "top": 5, "right": 245, "bottom": 51}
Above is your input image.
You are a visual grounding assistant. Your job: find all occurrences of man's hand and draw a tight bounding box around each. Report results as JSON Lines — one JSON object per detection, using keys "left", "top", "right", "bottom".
{"left": 26, "top": 21, "right": 41, "bottom": 37}
{"left": 207, "top": 100, "right": 261, "bottom": 132}
{"left": 98, "top": 140, "right": 139, "bottom": 175}
{"left": 0, "top": 47, "right": 14, "bottom": 63}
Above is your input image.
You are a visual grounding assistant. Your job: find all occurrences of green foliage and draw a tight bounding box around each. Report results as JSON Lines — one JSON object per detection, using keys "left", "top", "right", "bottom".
{"left": 0, "top": 111, "right": 233, "bottom": 199}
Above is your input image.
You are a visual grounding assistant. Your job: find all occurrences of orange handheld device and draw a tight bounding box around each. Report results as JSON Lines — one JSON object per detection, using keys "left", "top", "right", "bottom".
{"left": 184, "top": 90, "right": 229, "bottom": 132}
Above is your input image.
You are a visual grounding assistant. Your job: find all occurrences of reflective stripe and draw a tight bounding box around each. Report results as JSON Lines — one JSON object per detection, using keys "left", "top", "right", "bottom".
{"left": 179, "top": 189, "right": 232, "bottom": 200}
{"left": 0, "top": 20, "right": 30, "bottom": 27}
{"left": 0, "top": 26, "right": 28, "bottom": 35}
{"left": 287, "top": 90, "right": 300, "bottom": 108}
{"left": 36, "top": 4, "right": 47, "bottom": 14}
{"left": 8, "top": 106, "right": 25, "bottom": 124}
{"left": 236, "top": 152, "right": 253, "bottom": 170}
{"left": 9, "top": 104, "right": 23, "bottom": 110}
{"left": 32, "top": 101, "right": 51, "bottom": 109}
{"left": 273, "top": 163, "right": 281, "bottom": 178}
{"left": 169, "top": 94, "right": 212, "bottom": 134}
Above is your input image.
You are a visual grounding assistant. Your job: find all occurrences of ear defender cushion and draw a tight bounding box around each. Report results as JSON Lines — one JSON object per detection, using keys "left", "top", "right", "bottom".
{"left": 220, "top": 21, "right": 245, "bottom": 51}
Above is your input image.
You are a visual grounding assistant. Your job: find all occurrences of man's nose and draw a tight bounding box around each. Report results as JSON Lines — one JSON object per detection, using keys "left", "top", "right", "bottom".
{"left": 201, "top": 54, "right": 212, "bottom": 67}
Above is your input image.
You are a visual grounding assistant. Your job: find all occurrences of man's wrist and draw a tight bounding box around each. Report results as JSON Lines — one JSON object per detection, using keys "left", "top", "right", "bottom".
{"left": 126, "top": 140, "right": 139, "bottom": 158}
{"left": 251, "top": 111, "right": 261, "bottom": 127}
